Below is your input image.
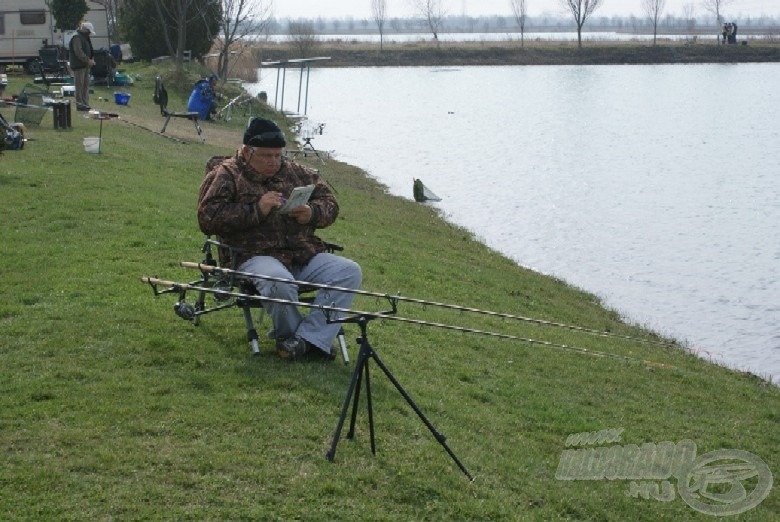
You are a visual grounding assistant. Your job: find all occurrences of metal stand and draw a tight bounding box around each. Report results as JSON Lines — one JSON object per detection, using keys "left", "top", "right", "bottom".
{"left": 326, "top": 314, "right": 473, "bottom": 481}
{"left": 94, "top": 111, "right": 119, "bottom": 154}
{"left": 300, "top": 137, "right": 325, "bottom": 161}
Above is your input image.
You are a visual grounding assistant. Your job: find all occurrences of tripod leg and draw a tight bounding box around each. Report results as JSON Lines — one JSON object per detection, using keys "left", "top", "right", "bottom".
{"left": 326, "top": 343, "right": 369, "bottom": 462}
{"left": 369, "top": 350, "right": 474, "bottom": 481}
{"left": 347, "top": 358, "right": 364, "bottom": 439}
{"left": 364, "top": 360, "right": 376, "bottom": 455}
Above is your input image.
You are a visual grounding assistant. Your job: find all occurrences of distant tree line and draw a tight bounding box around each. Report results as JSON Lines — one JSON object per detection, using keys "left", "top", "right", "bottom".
{"left": 49, "top": 0, "right": 778, "bottom": 76}
{"left": 267, "top": 13, "right": 779, "bottom": 36}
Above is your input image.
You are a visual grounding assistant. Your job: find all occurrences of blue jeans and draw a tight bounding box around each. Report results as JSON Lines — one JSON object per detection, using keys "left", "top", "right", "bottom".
{"left": 240, "top": 253, "right": 362, "bottom": 354}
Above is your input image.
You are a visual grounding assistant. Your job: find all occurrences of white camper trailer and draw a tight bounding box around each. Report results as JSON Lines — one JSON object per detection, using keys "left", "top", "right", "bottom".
{"left": 0, "top": 0, "right": 109, "bottom": 73}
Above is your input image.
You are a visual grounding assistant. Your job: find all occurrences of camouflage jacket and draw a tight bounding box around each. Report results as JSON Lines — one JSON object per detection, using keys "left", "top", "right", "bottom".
{"left": 197, "top": 152, "right": 338, "bottom": 269}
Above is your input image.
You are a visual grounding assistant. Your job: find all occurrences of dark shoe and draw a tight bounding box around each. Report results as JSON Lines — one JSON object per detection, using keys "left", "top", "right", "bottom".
{"left": 76, "top": 104, "right": 91, "bottom": 111}
{"left": 276, "top": 336, "right": 310, "bottom": 360}
{"left": 276, "top": 336, "right": 336, "bottom": 361}
{"left": 308, "top": 343, "right": 337, "bottom": 361}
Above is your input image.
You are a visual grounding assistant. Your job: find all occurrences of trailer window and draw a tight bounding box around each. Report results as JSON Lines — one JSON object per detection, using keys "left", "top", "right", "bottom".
{"left": 20, "top": 10, "right": 47, "bottom": 25}
{"left": 0, "top": 14, "right": 5, "bottom": 35}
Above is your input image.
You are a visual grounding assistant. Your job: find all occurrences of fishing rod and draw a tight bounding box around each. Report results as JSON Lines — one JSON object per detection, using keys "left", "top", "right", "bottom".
{"left": 143, "top": 269, "right": 678, "bottom": 481}
{"left": 120, "top": 118, "right": 191, "bottom": 144}
{"left": 141, "top": 275, "right": 676, "bottom": 369}
{"left": 180, "top": 261, "right": 674, "bottom": 349}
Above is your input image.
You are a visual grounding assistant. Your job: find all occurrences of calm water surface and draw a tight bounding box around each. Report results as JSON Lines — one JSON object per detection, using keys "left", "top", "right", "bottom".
{"left": 248, "top": 63, "right": 780, "bottom": 382}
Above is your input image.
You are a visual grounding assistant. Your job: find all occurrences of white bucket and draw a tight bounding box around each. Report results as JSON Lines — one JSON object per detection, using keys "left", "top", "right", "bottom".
{"left": 83, "top": 137, "right": 100, "bottom": 154}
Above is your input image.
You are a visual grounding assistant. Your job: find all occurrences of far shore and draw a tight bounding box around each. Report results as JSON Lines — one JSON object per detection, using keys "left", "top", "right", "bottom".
{"left": 250, "top": 39, "right": 780, "bottom": 68}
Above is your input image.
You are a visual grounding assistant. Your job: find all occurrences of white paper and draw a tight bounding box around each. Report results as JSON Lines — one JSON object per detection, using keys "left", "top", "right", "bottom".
{"left": 279, "top": 184, "right": 315, "bottom": 213}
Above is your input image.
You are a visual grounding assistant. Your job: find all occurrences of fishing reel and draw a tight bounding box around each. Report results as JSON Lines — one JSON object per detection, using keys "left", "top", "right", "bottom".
{"left": 173, "top": 301, "right": 196, "bottom": 321}
{"left": 213, "top": 278, "right": 233, "bottom": 302}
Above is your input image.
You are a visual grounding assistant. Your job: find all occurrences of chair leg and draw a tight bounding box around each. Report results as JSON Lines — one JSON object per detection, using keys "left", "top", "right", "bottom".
{"left": 337, "top": 326, "right": 349, "bottom": 364}
{"left": 192, "top": 118, "right": 204, "bottom": 143}
{"left": 161, "top": 115, "right": 171, "bottom": 133}
{"left": 241, "top": 304, "right": 260, "bottom": 356}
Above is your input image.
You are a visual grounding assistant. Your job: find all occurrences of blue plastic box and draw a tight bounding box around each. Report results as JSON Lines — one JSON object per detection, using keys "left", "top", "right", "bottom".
{"left": 114, "top": 92, "right": 131, "bottom": 105}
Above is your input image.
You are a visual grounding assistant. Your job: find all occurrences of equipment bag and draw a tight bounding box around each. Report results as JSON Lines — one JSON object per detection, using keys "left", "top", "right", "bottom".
{"left": 0, "top": 113, "right": 24, "bottom": 151}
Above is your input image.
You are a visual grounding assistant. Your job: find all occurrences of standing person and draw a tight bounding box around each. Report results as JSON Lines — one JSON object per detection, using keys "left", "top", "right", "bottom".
{"left": 68, "top": 22, "right": 95, "bottom": 111}
{"left": 197, "top": 118, "right": 362, "bottom": 360}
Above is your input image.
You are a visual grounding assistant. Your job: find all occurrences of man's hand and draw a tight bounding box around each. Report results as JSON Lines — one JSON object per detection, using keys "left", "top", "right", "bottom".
{"left": 258, "top": 191, "right": 286, "bottom": 216}
{"left": 288, "top": 205, "right": 313, "bottom": 224}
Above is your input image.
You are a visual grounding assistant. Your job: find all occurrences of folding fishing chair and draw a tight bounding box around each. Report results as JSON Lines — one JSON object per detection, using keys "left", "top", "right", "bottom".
{"left": 152, "top": 155, "right": 348, "bottom": 360}
{"left": 153, "top": 76, "right": 204, "bottom": 142}
{"left": 91, "top": 49, "right": 115, "bottom": 86}
{"left": 37, "top": 47, "right": 68, "bottom": 77}
{"left": 185, "top": 237, "right": 350, "bottom": 363}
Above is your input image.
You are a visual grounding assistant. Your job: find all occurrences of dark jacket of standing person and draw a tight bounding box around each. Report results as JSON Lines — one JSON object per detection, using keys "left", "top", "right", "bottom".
{"left": 68, "top": 24, "right": 94, "bottom": 71}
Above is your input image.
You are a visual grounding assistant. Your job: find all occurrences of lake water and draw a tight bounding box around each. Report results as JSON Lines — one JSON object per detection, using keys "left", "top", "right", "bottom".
{"left": 246, "top": 63, "right": 780, "bottom": 383}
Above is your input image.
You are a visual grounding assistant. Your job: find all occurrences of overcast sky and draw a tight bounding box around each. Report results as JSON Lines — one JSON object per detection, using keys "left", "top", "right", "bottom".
{"left": 271, "top": 0, "right": 780, "bottom": 20}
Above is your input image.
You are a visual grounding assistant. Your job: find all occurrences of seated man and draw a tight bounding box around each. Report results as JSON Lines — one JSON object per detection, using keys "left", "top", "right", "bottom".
{"left": 187, "top": 74, "right": 219, "bottom": 120}
{"left": 197, "top": 118, "right": 362, "bottom": 360}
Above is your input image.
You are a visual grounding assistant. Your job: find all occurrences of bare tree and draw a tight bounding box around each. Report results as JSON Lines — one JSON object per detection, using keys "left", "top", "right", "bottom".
{"left": 288, "top": 21, "right": 319, "bottom": 58}
{"left": 642, "top": 0, "right": 666, "bottom": 45}
{"left": 409, "top": 0, "right": 446, "bottom": 47}
{"left": 701, "top": 0, "right": 735, "bottom": 27}
{"left": 509, "top": 0, "right": 528, "bottom": 47}
{"left": 558, "top": 0, "right": 605, "bottom": 49}
{"left": 152, "top": 0, "right": 219, "bottom": 68}
{"left": 682, "top": 2, "right": 697, "bottom": 38}
{"left": 216, "top": 0, "right": 272, "bottom": 80}
{"left": 371, "top": 0, "right": 388, "bottom": 51}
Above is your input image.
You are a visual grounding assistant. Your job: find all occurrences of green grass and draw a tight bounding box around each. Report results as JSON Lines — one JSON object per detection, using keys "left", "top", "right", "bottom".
{"left": 1, "top": 63, "right": 778, "bottom": 521}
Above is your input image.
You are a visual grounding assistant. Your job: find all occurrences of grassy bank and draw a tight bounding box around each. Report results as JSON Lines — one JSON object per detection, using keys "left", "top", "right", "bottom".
{"left": 252, "top": 39, "right": 780, "bottom": 67}
{"left": 1, "top": 62, "right": 778, "bottom": 520}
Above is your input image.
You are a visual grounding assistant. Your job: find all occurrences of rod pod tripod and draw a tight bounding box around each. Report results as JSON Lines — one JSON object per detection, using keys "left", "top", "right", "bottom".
{"left": 325, "top": 313, "right": 473, "bottom": 481}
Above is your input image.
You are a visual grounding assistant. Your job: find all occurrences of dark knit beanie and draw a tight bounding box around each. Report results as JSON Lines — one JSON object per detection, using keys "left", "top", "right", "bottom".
{"left": 243, "top": 118, "right": 286, "bottom": 148}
